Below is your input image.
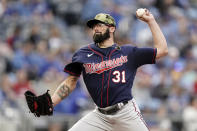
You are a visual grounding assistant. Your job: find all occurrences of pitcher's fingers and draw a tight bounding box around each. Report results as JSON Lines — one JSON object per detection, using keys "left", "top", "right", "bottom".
{"left": 145, "top": 9, "right": 150, "bottom": 15}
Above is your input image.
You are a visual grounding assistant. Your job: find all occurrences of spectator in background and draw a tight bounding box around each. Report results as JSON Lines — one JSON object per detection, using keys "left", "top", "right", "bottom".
{"left": 194, "top": 79, "right": 197, "bottom": 94}
{"left": 0, "top": 73, "right": 17, "bottom": 110}
{"left": 12, "top": 41, "right": 34, "bottom": 70}
{"left": 167, "top": 84, "right": 189, "bottom": 114}
{"left": 16, "top": 0, "right": 33, "bottom": 17}
{"left": 28, "top": 24, "right": 41, "bottom": 46}
{"left": 183, "top": 95, "right": 197, "bottom": 131}
{"left": 6, "top": 25, "right": 22, "bottom": 50}
{"left": 12, "top": 69, "right": 33, "bottom": 97}
{"left": 81, "top": 0, "right": 104, "bottom": 21}
{"left": 0, "top": 0, "right": 6, "bottom": 17}
{"left": 156, "top": 105, "right": 172, "bottom": 131}
{"left": 0, "top": 88, "right": 4, "bottom": 107}
{"left": 48, "top": 25, "right": 62, "bottom": 51}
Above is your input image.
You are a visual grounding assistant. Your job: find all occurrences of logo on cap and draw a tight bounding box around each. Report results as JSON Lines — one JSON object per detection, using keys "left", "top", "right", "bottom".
{"left": 87, "top": 13, "right": 116, "bottom": 28}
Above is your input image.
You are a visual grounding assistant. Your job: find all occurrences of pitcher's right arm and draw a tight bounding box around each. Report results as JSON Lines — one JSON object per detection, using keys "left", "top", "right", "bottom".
{"left": 51, "top": 75, "right": 79, "bottom": 106}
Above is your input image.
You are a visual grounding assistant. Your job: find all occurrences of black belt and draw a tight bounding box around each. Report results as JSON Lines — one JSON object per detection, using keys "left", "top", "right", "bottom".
{"left": 98, "top": 101, "right": 128, "bottom": 115}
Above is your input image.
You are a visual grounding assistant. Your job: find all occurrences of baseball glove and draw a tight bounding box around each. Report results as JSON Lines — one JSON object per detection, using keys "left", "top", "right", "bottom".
{"left": 24, "top": 90, "right": 53, "bottom": 117}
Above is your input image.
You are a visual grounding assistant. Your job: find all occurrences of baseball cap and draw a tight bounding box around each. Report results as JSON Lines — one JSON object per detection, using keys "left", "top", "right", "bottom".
{"left": 87, "top": 13, "right": 116, "bottom": 28}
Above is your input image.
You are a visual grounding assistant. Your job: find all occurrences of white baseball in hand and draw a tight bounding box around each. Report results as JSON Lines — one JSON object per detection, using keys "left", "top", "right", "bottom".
{"left": 136, "top": 8, "right": 145, "bottom": 17}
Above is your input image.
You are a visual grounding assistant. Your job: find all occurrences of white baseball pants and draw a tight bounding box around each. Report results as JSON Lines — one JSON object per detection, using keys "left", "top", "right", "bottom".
{"left": 68, "top": 99, "right": 149, "bottom": 131}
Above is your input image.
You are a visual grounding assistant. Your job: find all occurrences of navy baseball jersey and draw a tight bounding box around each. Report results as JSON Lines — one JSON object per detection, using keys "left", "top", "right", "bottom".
{"left": 64, "top": 43, "right": 157, "bottom": 108}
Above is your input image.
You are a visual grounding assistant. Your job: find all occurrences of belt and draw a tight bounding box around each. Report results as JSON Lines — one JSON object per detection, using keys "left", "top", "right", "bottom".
{"left": 98, "top": 101, "right": 128, "bottom": 115}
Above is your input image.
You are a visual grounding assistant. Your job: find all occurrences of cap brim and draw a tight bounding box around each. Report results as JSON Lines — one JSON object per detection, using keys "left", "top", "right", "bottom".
{"left": 86, "top": 19, "right": 104, "bottom": 28}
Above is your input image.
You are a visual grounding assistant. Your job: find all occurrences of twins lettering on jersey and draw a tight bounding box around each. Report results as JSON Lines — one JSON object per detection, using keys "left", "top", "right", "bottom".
{"left": 83, "top": 56, "right": 128, "bottom": 74}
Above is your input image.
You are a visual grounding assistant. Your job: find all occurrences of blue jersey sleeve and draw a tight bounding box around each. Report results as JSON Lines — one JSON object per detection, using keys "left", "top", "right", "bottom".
{"left": 64, "top": 51, "right": 83, "bottom": 76}
{"left": 132, "top": 47, "right": 157, "bottom": 68}
{"left": 72, "top": 51, "right": 82, "bottom": 63}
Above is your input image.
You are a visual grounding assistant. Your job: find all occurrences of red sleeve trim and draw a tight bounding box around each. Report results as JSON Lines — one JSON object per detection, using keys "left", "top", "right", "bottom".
{"left": 64, "top": 69, "right": 81, "bottom": 77}
{"left": 152, "top": 48, "right": 157, "bottom": 64}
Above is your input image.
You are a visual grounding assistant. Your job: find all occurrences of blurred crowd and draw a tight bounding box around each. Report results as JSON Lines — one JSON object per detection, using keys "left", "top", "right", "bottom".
{"left": 0, "top": 0, "right": 197, "bottom": 131}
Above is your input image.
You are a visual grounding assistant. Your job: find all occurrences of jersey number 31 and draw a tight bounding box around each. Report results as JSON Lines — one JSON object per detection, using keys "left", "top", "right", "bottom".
{"left": 112, "top": 71, "right": 126, "bottom": 83}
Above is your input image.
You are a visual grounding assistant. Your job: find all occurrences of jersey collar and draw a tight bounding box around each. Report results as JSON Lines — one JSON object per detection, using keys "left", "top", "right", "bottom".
{"left": 89, "top": 43, "right": 119, "bottom": 56}
{"left": 94, "top": 43, "right": 117, "bottom": 49}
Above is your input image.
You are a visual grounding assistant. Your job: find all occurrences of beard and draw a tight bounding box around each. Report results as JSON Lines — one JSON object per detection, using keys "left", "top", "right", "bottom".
{"left": 93, "top": 28, "right": 110, "bottom": 44}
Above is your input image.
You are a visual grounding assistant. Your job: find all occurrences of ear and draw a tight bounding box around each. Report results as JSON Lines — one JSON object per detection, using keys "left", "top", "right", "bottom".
{"left": 109, "top": 26, "right": 115, "bottom": 33}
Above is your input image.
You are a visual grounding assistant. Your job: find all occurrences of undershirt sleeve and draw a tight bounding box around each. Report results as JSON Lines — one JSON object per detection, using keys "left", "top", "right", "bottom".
{"left": 63, "top": 51, "right": 83, "bottom": 76}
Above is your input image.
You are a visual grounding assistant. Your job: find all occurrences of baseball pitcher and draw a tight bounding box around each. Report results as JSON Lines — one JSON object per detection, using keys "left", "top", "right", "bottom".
{"left": 24, "top": 9, "right": 168, "bottom": 131}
